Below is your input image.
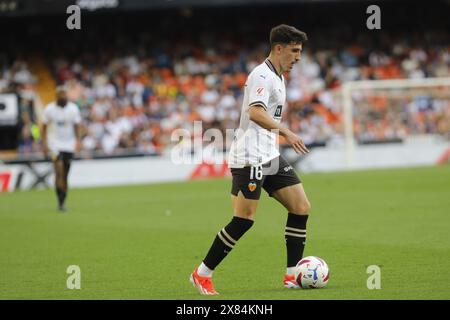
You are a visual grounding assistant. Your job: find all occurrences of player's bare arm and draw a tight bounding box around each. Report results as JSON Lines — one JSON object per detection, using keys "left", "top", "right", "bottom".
{"left": 248, "top": 105, "right": 309, "bottom": 154}
{"left": 41, "top": 123, "right": 49, "bottom": 158}
{"left": 74, "top": 123, "right": 82, "bottom": 154}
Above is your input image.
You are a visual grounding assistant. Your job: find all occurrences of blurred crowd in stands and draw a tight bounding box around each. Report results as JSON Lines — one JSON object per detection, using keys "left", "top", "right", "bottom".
{"left": 0, "top": 57, "right": 40, "bottom": 154}
{"left": 2, "top": 28, "right": 449, "bottom": 157}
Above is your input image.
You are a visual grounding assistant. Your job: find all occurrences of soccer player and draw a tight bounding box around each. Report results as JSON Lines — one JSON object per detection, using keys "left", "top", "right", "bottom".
{"left": 41, "top": 86, "right": 81, "bottom": 212}
{"left": 190, "top": 24, "right": 310, "bottom": 295}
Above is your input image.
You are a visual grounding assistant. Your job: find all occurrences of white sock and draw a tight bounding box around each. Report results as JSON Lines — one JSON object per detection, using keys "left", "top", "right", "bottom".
{"left": 286, "top": 267, "right": 297, "bottom": 276}
{"left": 197, "top": 262, "right": 213, "bottom": 278}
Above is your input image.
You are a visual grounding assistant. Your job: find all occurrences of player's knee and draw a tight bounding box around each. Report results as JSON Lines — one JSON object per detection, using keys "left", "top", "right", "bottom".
{"left": 55, "top": 176, "right": 64, "bottom": 187}
{"left": 235, "top": 208, "right": 256, "bottom": 221}
{"left": 290, "top": 200, "right": 311, "bottom": 215}
{"left": 238, "top": 212, "right": 256, "bottom": 221}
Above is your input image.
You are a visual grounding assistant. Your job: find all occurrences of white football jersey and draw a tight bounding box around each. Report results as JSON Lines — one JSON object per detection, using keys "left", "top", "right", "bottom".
{"left": 42, "top": 101, "right": 81, "bottom": 154}
{"left": 228, "top": 59, "right": 286, "bottom": 168}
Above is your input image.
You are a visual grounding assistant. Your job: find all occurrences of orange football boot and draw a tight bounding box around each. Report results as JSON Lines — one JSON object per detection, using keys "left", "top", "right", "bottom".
{"left": 190, "top": 268, "right": 219, "bottom": 295}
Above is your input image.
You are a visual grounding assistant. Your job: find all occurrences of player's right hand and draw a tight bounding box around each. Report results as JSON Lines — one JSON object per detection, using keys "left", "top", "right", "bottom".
{"left": 43, "top": 144, "right": 49, "bottom": 159}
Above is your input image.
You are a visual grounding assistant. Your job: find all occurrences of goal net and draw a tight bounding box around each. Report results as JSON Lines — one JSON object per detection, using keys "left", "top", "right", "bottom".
{"left": 341, "top": 77, "right": 450, "bottom": 168}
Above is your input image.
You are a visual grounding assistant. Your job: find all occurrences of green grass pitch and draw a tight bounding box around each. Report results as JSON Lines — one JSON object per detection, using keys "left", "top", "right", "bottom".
{"left": 1, "top": 165, "right": 449, "bottom": 300}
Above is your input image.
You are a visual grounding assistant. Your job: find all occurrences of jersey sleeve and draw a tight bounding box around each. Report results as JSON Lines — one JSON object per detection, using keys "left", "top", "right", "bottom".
{"left": 73, "top": 105, "right": 82, "bottom": 124}
{"left": 42, "top": 105, "right": 51, "bottom": 125}
{"left": 247, "top": 72, "right": 272, "bottom": 111}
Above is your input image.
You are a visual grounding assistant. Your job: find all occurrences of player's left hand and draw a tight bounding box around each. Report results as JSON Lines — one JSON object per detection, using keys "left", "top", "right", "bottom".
{"left": 284, "top": 130, "right": 310, "bottom": 154}
{"left": 293, "top": 138, "right": 309, "bottom": 155}
{"left": 75, "top": 140, "right": 82, "bottom": 154}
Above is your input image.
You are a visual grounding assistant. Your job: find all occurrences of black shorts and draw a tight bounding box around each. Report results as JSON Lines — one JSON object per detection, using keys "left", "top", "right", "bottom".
{"left": 230, "top": 156, "right": 301, "bottom": 200}
{"left": 56, "top": 152, "right": 73, "bottom": 162}
{"left": 56, "top": 152, "right": 74, "bottom": 169}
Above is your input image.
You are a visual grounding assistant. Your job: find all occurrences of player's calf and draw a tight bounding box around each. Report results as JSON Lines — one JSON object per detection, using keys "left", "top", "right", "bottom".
{"left": 285, "top": 213, "right": 308, "bottom": 280}
{"left": 202, "top": 216, "right": 254, "bottom": 271}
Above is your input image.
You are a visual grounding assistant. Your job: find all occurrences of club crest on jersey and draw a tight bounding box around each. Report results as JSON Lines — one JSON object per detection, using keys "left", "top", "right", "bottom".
{"left": 255, "top": 87, "right": 265, "bottom": 96}
{"left": 248, "top": 182, "right": 257, "bottom": 192}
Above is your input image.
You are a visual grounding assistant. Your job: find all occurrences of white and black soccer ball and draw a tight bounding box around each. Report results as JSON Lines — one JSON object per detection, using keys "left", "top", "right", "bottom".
{"left": 295, "top": 256, "right": 329, "bottom": 289}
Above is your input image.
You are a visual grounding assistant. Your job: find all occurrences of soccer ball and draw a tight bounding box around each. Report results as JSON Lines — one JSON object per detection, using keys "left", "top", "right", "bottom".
{"left": 295, "top": 256, "right": 329, "bottom": 289}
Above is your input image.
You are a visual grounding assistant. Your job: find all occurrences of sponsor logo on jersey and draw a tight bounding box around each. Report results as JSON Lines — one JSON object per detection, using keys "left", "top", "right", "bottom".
{"left": 283, "top": 165, "right": 293, "bottom": 172}
{"left": 274, "top": 105, "right": 283, "bottom": 117}
{"left": 248, "top": 181, "right": 257, "bottom": 192}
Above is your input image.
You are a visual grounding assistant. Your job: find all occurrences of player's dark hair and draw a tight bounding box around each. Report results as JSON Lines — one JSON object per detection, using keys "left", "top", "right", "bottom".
{"left": 270, "top": 24, "right": 308, "bottom": 48}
